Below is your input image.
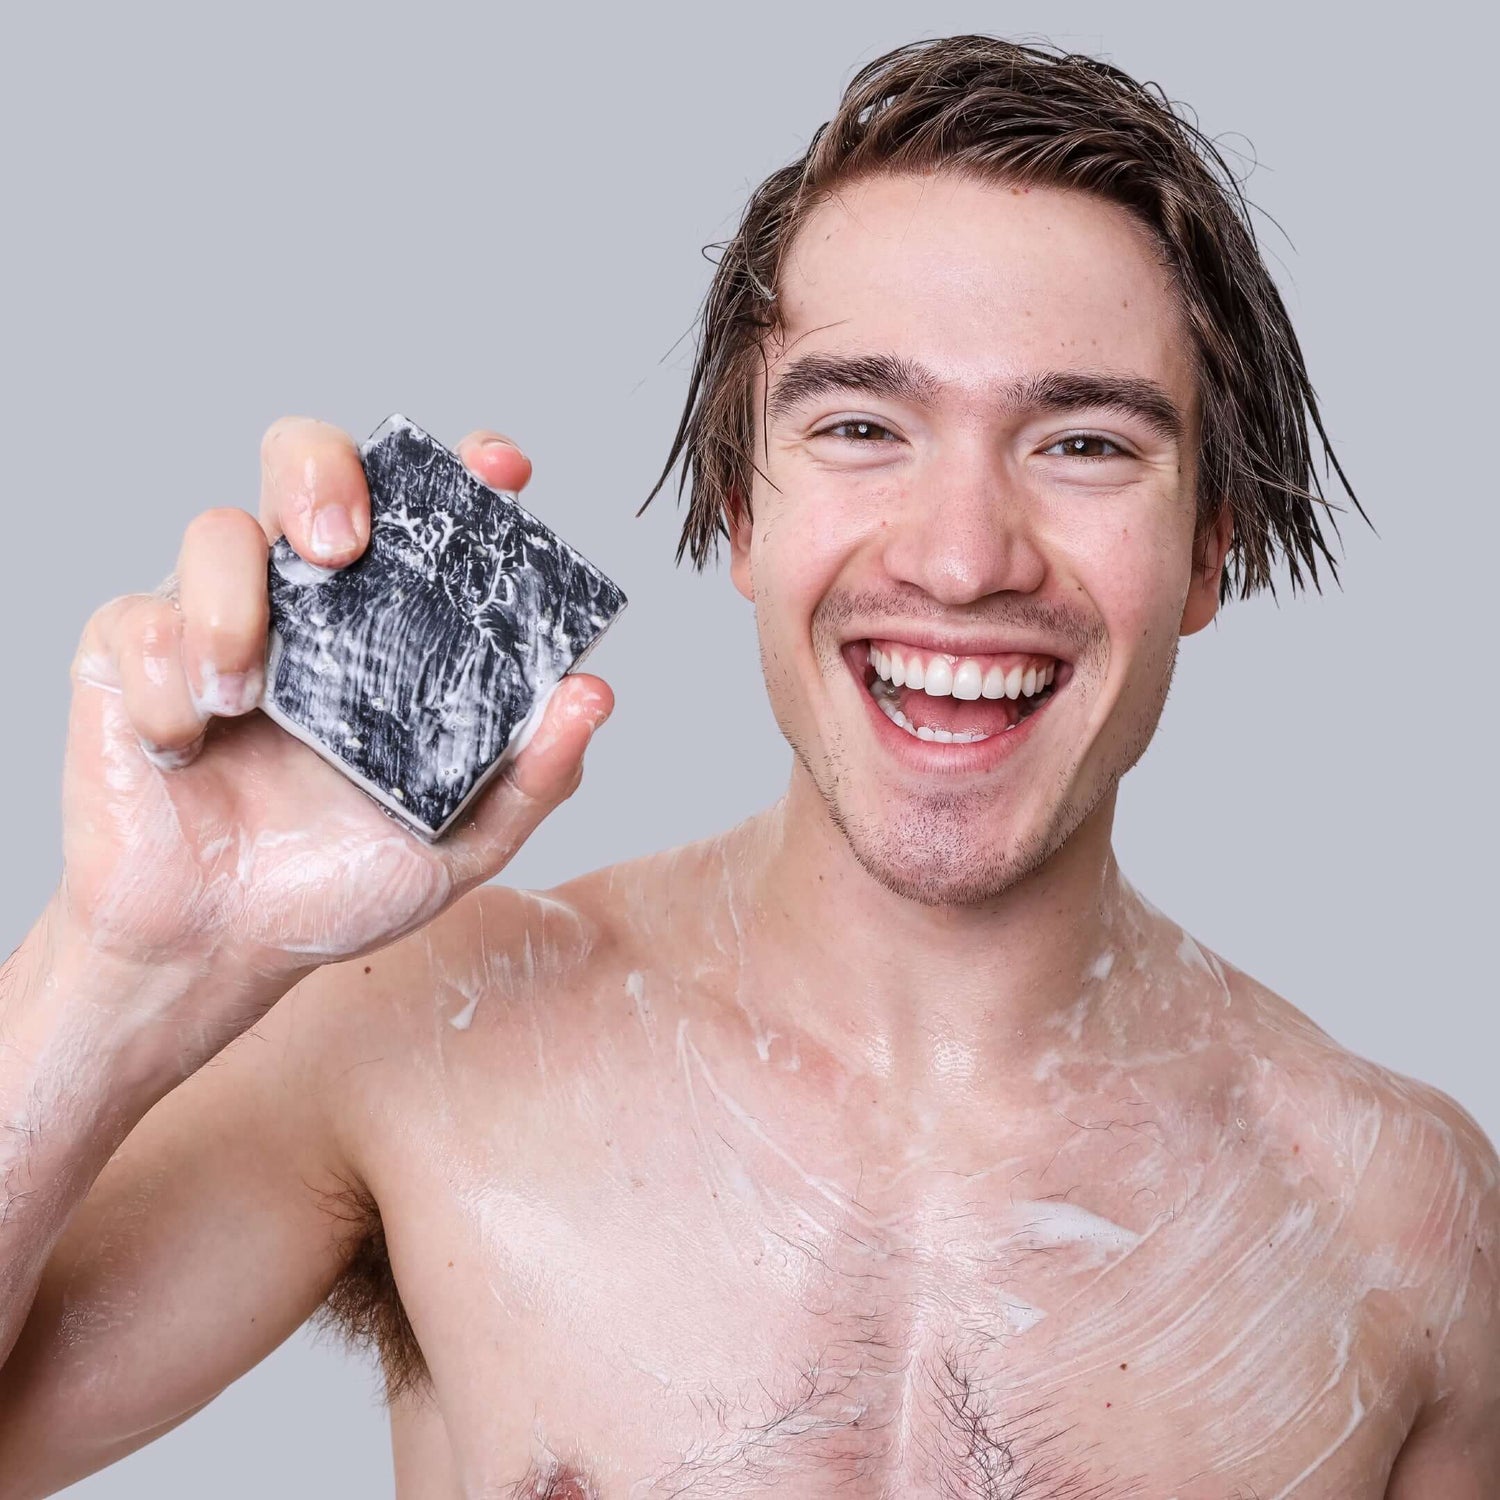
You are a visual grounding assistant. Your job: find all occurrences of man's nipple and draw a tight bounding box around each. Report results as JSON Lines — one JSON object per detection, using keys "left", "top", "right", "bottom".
{"left": 520, "top": 1464, "right": 596, "bottom": 1500}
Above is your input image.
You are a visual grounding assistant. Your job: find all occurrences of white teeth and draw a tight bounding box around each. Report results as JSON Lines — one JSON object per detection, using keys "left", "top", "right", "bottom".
{"left": 874, "top": 692, "right": 993, "bottom": 744}
{"left": 922, "top": 657, "right": 953, "bottom": 697}
{"left": 868, "top": 644, "right": 1061, "bottom": 699}
{"left": 952, "top": 661, "right": 983, "bottom": 700}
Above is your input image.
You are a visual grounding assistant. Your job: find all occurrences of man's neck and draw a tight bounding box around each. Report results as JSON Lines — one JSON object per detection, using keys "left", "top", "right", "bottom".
{"left": 706, "top": 768, "right": 1178, "bottom": 1099}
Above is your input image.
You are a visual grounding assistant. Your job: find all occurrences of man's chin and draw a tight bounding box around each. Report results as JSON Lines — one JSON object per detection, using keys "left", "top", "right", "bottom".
{"left": 829, "top": 801, "right": 1061, "bottom": 909}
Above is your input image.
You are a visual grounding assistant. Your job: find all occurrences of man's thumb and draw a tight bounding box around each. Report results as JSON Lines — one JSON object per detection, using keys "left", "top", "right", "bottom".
{"left": 441, "top": 674, "right": 613, "bottom": 886}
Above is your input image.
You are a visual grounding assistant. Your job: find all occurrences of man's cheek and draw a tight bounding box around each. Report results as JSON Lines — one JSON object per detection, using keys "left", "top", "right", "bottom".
{"left": 1081, "top": 526, "right": 1184, "bottom": 628}
{"left": 753, "top": 533, "right": 833, "bottom": 632}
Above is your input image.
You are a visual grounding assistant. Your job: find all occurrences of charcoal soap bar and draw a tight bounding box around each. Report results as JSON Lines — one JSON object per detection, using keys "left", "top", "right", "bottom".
{"left": 261, "top": 414, "right": 627, "bottom": 842}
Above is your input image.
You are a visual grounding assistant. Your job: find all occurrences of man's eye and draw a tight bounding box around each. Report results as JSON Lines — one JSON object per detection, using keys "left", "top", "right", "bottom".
{"left": 815, "top": 419, "right": 897, "bottom": 443}
{"left": 1045, "top": 433, "right": 1126, "bottom": 459}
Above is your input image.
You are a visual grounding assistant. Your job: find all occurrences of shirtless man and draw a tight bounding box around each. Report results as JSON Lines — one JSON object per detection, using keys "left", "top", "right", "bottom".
{"left": 0, "top": 33, "right": 1494, "bottom": 1500}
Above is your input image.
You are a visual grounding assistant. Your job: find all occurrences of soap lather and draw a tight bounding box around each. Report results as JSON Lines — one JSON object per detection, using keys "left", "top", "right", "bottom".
{"left": 260, "top": 414, "right": 627, "bottom": 841}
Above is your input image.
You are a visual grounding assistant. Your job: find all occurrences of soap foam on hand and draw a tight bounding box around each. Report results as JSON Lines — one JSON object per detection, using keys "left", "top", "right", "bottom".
{"left": 260, "top": 415, "right": 627, "bottom": 842}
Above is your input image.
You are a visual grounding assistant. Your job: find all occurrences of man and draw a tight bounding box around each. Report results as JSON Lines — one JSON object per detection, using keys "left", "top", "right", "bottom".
{"left": 0, "top": 32, "right": 1493, "bottom": 1499}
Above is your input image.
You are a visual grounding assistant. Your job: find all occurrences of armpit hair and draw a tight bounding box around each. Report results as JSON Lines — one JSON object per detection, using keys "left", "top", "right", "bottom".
{"left": 309, "top": 1174, "right": 431, "bottom": 1405}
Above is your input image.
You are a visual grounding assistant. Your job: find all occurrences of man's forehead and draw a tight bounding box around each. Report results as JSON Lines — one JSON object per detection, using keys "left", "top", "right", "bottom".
{"left": 764, "top": 172, "right": 1192, "bottom": 401}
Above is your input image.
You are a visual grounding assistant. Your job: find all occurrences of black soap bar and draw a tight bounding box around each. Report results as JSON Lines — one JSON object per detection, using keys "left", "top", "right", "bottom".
{"left": 261, "top": 414, "right": 627, "bottom": 841}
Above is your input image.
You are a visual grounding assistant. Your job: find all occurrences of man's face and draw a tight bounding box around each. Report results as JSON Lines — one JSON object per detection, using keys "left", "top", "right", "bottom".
{"left": 731, "top": 171, "right": 1227, "bottom": 906}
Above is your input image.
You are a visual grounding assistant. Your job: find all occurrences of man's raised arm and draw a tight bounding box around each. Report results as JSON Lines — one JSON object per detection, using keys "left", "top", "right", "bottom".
{"left": 0, "top": 914, "right": 371, "bottom": 1494}
{"left": 0, "top": 417, "right": 611, "bottom": 1494}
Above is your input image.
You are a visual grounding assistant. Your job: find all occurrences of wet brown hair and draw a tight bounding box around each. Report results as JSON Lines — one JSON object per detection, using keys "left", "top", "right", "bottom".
{"left": 639, "top": 34, "right": 1370, "bottom": 603}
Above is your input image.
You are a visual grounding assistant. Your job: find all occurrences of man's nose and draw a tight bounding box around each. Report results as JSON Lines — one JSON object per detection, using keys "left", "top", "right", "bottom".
{"left": 878, "top": 458, "right": 1047, "bottom": 605}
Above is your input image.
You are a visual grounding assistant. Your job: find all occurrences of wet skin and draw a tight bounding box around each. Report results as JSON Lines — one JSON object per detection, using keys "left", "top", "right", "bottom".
{"left": 354, "top": 174, "right": 1498, "bottom": 1497}
{"left": 2, "top": 173, "right": 1494, "bottom": 1497}
{"left": 330, "top": 827, "right": 1487, "bottom": 1500}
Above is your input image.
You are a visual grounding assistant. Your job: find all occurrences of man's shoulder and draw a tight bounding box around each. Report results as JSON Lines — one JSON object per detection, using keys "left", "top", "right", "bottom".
{"left": 1217, "top": 955, "right": 1498, "bottom": 1376}
{"left": 311, "top": 832, "right": 724, "bottom": 1044}
{"left": 1330, "top": 1048, "right": 1500, "bottom": 1469}
{"left": 1354, "top": 1060, "right": 1500, "bottom": 1352}
{"left": 1220, "top": 955, "right": 1498, "bottom": 1212}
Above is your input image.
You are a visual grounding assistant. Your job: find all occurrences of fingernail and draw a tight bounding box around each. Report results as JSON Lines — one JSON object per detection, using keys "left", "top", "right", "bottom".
{"left": 311, "top": 506, "right": 358, "bottom": 559}
{"left": 481, "top": 436, "right": 519, "bottom": 452}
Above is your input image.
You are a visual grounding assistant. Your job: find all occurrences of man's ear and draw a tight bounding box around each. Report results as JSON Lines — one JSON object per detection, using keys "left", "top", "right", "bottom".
{"left": 1181, "top": 501, "right": 1233, "bottom": 636}
{"left": 727, "top": 488, "right": 754, "bottom": 603}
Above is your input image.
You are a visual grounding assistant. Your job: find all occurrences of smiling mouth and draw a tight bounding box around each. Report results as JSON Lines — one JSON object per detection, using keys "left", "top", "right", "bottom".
{"left": 856, "top": 638, "right": 1068, "bottom": 744}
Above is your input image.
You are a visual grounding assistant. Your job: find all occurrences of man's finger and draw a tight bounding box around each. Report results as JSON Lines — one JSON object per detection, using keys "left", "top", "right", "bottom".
{"left": 440, "top": 674, "right": 612, "bottom": 887}
{"left": 257, "top": 416, "right": 370, "bottom": 565}
{"left": 454, "top": 430, "right": 533, "bottom": 494}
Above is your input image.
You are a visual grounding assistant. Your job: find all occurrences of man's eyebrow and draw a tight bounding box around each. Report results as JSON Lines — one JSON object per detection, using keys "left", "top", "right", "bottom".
{"left": 1014, "top": 369, "right": 1184, "bottom": 442}
{"left": 765, "top": 352, "right": 941, "bottom": 424}
{"left": 765, "top": 353, "right": 1183, "bottom": 441}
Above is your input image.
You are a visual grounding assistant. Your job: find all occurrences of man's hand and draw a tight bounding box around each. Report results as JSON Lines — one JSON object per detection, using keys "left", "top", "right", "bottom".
{"left": 57, "top": 418, "right": 612, "bottom": 1081}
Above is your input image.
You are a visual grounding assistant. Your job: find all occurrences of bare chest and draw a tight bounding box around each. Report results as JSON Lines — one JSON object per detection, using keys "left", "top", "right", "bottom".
{"left": 362, "top": 1019, "right": 1421, "bottom": 1499}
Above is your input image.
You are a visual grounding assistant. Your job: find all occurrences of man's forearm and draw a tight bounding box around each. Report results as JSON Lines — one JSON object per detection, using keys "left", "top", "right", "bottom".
{"left": 0, "top": 898, "right": 204, "bottom": 1369}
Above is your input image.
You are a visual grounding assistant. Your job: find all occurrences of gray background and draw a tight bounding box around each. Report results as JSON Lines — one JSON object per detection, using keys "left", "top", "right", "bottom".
{"left": 1, "top": 0, "right": 1492, "bottom": 1493}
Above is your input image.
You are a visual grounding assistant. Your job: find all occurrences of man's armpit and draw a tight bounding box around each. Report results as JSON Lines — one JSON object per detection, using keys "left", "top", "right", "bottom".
{"left": 309, "top": 1174, "right": 432, "bottom": 1404}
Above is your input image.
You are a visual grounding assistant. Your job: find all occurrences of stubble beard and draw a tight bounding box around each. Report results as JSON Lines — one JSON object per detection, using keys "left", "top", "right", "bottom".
{"left": 782, "top": 629, "right": 1181, "bottom": 910}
